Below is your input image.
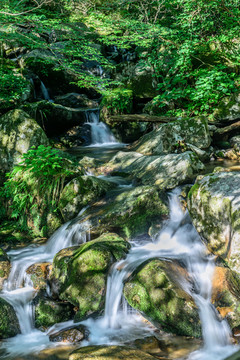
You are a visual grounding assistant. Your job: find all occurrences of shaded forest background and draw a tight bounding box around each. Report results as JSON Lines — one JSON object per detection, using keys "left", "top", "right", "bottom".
{"left": 0, "top": 0, "right": 240, "bottom": 118}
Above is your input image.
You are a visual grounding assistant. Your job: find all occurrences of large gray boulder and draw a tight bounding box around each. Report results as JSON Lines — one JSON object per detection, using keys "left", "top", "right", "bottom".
{"left": 0, "top": 109, "right": 49, "bottom": 173}
{"left": 106, "top": 151, "right": 205, "bottom": 190}
{"left": 72, "top": 185, "right": 169, "bottom": 238}
{"left": 188, "top": 171, "right": 240, "bottom": 273}
{"left": 131, "top": 116, "right": 211, "bottom": 155}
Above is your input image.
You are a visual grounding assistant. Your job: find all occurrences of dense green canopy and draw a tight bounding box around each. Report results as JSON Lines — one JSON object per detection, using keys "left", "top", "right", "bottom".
{"left": 0, "top": 0, "right": 240, "bottom": 116}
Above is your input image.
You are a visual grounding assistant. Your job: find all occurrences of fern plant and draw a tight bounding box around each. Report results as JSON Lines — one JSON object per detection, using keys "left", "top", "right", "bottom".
{"left": 1, "top": 145, "right": 78, "bottom": 234}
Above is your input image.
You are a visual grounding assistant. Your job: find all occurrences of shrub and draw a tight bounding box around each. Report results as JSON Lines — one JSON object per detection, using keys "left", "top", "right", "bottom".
{"left": 1, "top": 145, "right": 77, "bottom": 234}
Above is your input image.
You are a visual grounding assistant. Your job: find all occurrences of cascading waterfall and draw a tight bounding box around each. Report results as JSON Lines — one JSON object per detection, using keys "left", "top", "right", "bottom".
{"left": 40, "top": 81, "right": 51, "bottom": 101}
{"left": 0, "top": 190, "right": 238, "bottom": 359}
{"left": 84, "top": 189, "right": 237, "bottom": 360}
{"left": 0, "top": 215, "right": 90, "bottom": 357}
{"left": 85, "top": 110, "right": 118, "bottom": 146}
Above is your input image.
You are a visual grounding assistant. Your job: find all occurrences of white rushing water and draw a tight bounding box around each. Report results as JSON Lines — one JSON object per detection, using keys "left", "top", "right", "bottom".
{"left": 0, "top": 210, "right": 90, "bottom": 358}
{"left": 40, "top": 81, "right": 51, "bottom": 101}
{"left": 0, "top": 190, "right": 238, "bottom": 359}
{"left": 82, "top": 189, "right": 237, "bottom": 360}
{"left": 85, "top": 111, "right": 118, "bottom": 146}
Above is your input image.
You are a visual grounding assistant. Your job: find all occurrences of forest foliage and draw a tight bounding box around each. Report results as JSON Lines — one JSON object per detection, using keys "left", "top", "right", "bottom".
{"left": 0, "top": 0, "right": 240, "bottom": 116}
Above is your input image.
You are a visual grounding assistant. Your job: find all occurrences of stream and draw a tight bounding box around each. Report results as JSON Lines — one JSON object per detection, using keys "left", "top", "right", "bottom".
{"left": 0, "top": 189, "right": 238, "bottom": 359}
{"left": 0, "top": 115, "right": 239, "bottom": 360}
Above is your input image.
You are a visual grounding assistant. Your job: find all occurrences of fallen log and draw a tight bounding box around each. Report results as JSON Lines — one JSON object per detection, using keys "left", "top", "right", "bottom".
{"left": 109, "top": 114, "right": 178, "bottom": 123}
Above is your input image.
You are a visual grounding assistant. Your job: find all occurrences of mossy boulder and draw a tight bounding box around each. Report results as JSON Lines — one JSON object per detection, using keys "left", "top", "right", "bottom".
{"left": 26, "top": 262, "right": 51, "bottom": 290}
{"left": 49, "top": 324, "right": 89, "bottom": 344}
{"left": 0, "top": 248, "right": 11, "bottom": 290}
{"left": 212, "top": 93, "right": 240, "bottom": 124}
{"left": 69, "top": 345, "right": 159, "bottom": 360}
{"left": 0, "top": 109, "right": 49, "bottom": 173}
{"left": 124, "top": 260, "right": 201, "bottom": 337}
{"left": 131, "top": 116, "right": 211, "bottom": 155}
{"left": 75, "top": 186, "right": 169, "bottom": 238}
{"left": 105, "top": 151, "right": 205, "bottom": 190}
{"left": 187, "top": 171, "right": 240, "bottom": 274}
{"left": 0, "top": 297, "right": 20, "bottom": 338}
{"left": 50, "top": 233, "right": 130, "bottom": 321}
{"left": 34, "top": 296, "right": 74, "bottom": 329}
{"left": 59, "top": 175, "right": 116, "bottom": 222}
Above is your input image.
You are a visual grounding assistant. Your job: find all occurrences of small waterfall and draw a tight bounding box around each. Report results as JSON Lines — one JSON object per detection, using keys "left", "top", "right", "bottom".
{"left": 0, "top": 190, "right": 238, "bottom": 359}
{"left": 40, "top": 81, "right": 50, "bottom": 101}
{"left": 87, "top": 189, "right": 236, "bottom": 359}
{"left": 0, "top": 215, "right": 90, "bottom": 357}
{"left": 85, "top": 110, "right": 118, "bottom": 146}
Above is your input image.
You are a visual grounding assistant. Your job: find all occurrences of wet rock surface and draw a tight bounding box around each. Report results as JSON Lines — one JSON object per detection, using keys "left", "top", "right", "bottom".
{"left": 0, "top": 297, "right": 20, "bottom": 338}
{"left": 34, "top": 296, "right": 74, "bottom": 329}
{"left": 187, "top": 171, "right": 240, "bottom": 274}
{"left": 51, "top": 233, "right": 130, "bottom": 321}
{"left": 49, "top": 324, "right": 89, "bottom": 344}
{"left": 0, "top": 248, "right": 10, "bottom": 290}
{"left": 74, "top": 186, "right": 169, "bottom": 238}
{"left": 69, "top": 345, "right": 160, "bottom": 360}
{"left": 26, "top": 262, "right": 51, "bottom": 290}
{"left": 59, "top": 175, "right": 116, "bottom": 221}
{"left": 124, "top": 259, "right": 201, "bottom": 337}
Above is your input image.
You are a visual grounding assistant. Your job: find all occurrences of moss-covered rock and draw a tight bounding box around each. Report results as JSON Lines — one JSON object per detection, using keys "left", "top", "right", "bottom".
{"left": 0, "top": 109, "right": 49, "bottom": 173}
{"left": 69, "top": 345, "right": 159, "bottom": 360}
{"left": 50, "top": 233, "right": 130, "bottom": 321}
{"left": 131, "top": 116, "right": 211, "bottom": 155}
{"left": 212, "top": 93, "right": 240, "bottom": 124}
{"left": 59, "top": 175, "right": 117, "bottom": 221}
{"left": 0, "top": 297, "right": 20, "bottom": 338}
{"left": 26, "top": 262, "right": 51, "bottom": 290}
{"left": 187, "top": 171, "right": 240, "bottom": 274}
{"left": 124, "top": 260, "right": 201, "bottom": 337}
{"left": 74, "top": 186, "right": 169, "bottom": 238}
{"left": 34, "top": 296, "right": 74, "bottom": 329}
{"left": 49, "top": 324, "right": 88, "bottom": 344}
{"left": 0, "top": 248, "right": 11, "bottom": 290}
{"left": 105, "top": 151, "right": 205, "bottom": 190}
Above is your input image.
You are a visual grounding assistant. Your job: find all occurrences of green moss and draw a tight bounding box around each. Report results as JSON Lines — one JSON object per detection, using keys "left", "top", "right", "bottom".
{"left": 94, "top": 186, "right": 169, "bottom": 238}
{"left": 124, "top": 260, "right": 201, "bottom": 337}
{"left": 0, "top": 298, "right": 20, "bottom": 338}
{"left": 51, "top": 233, "right": 130, "bottom": 320}
{"left": 35, "top": 297, "right": 73, "bottom": 329}
{"left": 187, "top": 183, "right": 201, "bottom": 200}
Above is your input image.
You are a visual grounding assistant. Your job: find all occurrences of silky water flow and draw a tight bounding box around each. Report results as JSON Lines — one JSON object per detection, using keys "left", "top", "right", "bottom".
{"left": 0, "top": 190, "right": 238, "bottom": 359}
{"left": 85, "top": 110, "right": 118, "bottom": 146}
